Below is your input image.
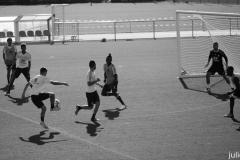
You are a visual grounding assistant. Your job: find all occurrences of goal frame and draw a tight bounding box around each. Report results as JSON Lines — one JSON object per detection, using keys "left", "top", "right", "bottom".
{"left": 51, "top": 4, "right": 69, "bottom": 43}
{"left": 176, "top": 10, "right": 240, "bottom": 79}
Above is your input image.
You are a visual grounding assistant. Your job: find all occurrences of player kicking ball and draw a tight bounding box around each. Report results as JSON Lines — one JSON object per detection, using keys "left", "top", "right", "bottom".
{"left": 75, "top": 60, "right": 103, "bottom": 122}
{"left": 22, "top": 67, "right": 69, "bottom": 129}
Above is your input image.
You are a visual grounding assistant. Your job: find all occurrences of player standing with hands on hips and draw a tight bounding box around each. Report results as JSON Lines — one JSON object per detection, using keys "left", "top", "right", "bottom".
{"left": 205, "top": 42, "right": 233, "bottom": 92}
{"left": 22, "top": 67, "right": 69, "bottom": 129}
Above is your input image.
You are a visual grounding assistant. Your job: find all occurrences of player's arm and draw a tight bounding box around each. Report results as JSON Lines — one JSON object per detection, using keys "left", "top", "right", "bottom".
{"left": 205, "top": 52, "right": 212, "bottom": 68}
{"left": 22, "top": 82, "right": 31, "bottom": 98}
{"left": 96, "top": 82, "right": 103, "bottom": 88}
{"left": 3, "top": 48, "right": 6, "bottom": 63}
{"left": 222, "top": 51, "right": 228, "bottom": 67}
{"left": 28, "top": 61, "right": 31, "bottom": 72}
{"left": 50, "top": 80, "right": 69, "bottom": 86}
{"left": 87, "top": 78, "right": 100, "bottom": 86}
{"left": 10, "top": 52, "right": 17, "bottom": 68}
{"left": 104, "top": 72, "right": 107, "bottom": 83}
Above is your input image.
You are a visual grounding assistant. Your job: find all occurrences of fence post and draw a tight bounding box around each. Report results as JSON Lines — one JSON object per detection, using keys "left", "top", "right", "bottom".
{"left": 114, "top": 22, "right": 116, "bottom": 41}
{"left": 153, "top": 21, "right": 156, "bottom": 40}
{"left": 192, "top": 19, "right": 194, "bottom": 38}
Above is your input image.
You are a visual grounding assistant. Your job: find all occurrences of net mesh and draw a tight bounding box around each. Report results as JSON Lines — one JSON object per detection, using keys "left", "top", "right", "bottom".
{"left": 178, "top": 12, "right": 240, "bottom": 76}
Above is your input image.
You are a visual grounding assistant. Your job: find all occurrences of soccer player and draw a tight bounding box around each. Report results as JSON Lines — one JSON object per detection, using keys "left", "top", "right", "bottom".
{"left": 75, "top": 60, "right": 103, "bottom": 122}
{"left": 224, "top": 66, "right": 240, "bottom": 119}
{"left": 5, "top": 43, "right": 31, "bottom": 95}
{"left": 2, "top": 38, "right": 17, "bottom": 85}
{"left": 22, "top": 67, "right": 69, "bottom": 129}
{"left": 205, "top": 42, "right": 233, "bottom": 92}
{"left": 101, "top": 54, "right": 127, "bottom": 110}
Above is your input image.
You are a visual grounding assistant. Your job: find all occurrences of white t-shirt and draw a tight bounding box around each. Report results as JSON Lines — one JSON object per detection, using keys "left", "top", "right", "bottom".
{"left": 16, "top": 51, "right": 31, "bottom": 68}
{"left": 86, "top": 70, "right": 97, "bottom": 93}
{"left": 3, "top": 45, "right": 17, "bottom": 60}
{"left": 103, "top": 63, "right": 117, "bottom": 85}
{"left": 29, "top": 75, "right": 51, "bottom": 95}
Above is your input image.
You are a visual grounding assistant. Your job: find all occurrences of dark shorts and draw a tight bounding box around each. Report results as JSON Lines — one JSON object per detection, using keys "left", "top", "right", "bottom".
{"left": 6, "top": 64, "right": 16, "bottom": 70}
{"left": 101, "top": 81, "right": 118, "bottom": 95}
{"left": 86, "top": 91, "right": 100, "bottom": 107}
{"left": 207, "top": 65, "right": 225, "bottom": 75}
{"left": 14, "top": 67, "right": 30, "bottom": 81}
{"left": 31, "top": 93, "right": 50, "bottom": 108}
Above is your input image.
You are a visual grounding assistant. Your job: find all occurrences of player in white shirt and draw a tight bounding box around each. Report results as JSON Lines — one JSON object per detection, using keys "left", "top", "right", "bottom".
{"left": 75, "top": 60, "right": 103, "bottom": 122}
{"left": 22, "top": 67, "right": 69, "bottom": 129}
{"left": 5, "top": 43, "right": 31, "bottom": 95}
{"left": 2, "top": 38, "right": 17, "bottom": 85}
{"left": 101, "top": 54, "right": 127, "bottom": 110}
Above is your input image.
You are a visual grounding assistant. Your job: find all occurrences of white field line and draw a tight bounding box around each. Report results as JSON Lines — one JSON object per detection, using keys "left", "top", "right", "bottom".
{"left": 0, "top": 108, "right": 139, "bottom": 160}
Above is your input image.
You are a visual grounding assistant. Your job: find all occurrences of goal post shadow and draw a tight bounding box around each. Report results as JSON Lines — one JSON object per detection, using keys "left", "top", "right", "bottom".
{"left": 179, "top": 75, "right": 230, "bottom": 93}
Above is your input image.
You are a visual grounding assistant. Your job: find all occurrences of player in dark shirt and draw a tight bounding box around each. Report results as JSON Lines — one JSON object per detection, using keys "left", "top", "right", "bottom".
{"left": 204, "top": 42, "right": 233, "bottom": 92}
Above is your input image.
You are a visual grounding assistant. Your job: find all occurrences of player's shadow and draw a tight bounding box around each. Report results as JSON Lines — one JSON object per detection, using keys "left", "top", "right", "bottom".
{"left": 7, "top": 95, "right": 29, "bottom": 105}
{"left": 207, "top": 92, "right": 229, "bottom": 101}
{"left": 102, "top": 109, "right": 120, "bottom": 120}
{"left": 75, "top": 121, "right": 103, "bottom": 137}
{"left": 19, "top": 130, "right": 67, "bottom": 145}
{"left": 0, "top": 85, "right": 14, "bottom": 92}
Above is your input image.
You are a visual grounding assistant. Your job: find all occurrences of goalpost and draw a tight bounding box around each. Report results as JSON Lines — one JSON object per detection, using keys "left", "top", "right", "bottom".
{"left": 51, "top": 4, "right": 69, "bottom": 43}
{"left": 176, "top": 10, "right": 240, "bottom": 79}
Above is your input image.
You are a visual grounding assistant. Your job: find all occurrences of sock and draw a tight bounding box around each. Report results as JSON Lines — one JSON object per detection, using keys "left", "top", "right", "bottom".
{"left": 207, "top": 84, "right": 210, "bottom": 88}
{"left": 41, "top": 116, "right": 44, "bottom": 122}
{"left": 91, "top": 114, "right": 96, "bottom": 119}
{"left": 116, "top": 96, "right": 125, "bottom": 105}
{"left": 51, "top": 104, "right": 54, "bottom": 109}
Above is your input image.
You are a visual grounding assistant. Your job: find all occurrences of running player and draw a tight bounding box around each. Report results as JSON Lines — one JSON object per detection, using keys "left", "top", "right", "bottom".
{"left": 101, "top": 54, "right": 127, "bottom": 110}
{"left": 205, "top": 42, "right": 233, "bottom": 92}
{"left": 224, "top": 66, "right": 240, "bottom": 119}
{"left": 22, "top": 67, "right": 69, "bottom": 129}
{"left": 5, "top": 43, "right": 31, "bottom": 95}
{"left": 2, "top": 38, "right": 17, "bottom": 85}
{"left": 75, "top": 60, "right": 103, "bottom": 122}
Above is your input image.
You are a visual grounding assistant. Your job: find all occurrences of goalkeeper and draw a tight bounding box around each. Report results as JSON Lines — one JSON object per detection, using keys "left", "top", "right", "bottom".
{"left": 204, "top": 42, "right": 233, "bottom": 92}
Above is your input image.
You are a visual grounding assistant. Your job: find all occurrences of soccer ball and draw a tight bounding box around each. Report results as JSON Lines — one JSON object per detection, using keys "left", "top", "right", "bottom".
{"left": 54, "top": 99, "right": 61, "bottom": 109}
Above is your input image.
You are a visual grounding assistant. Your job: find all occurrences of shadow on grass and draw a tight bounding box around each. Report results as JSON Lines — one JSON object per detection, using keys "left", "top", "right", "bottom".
{"left": 0, "top": 85, "right": 14, "bottom": 92}
{"left": 102, "top": 109, "right": 120, "bottom": 120}
{"left": 19, "top": 130, "right": 67, "bottom": 145}
{"left": 75, "top": 121, "right": 103, "bottom": 137}
{"left": 208, "top": 92, "right": 229, "bottom": 101}
{"left": 7, "top": 95, "right": 29, "bottom": 105}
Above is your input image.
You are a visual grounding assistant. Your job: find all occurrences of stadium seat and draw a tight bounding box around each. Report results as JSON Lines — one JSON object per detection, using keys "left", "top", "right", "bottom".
{"left": 0, "top": 32, "right": 6, "bottom": 38}
{"left": 7, "top": 31, "right": 14, "bottom": 37}
{"left": 43, "top": 30, "right": 50, "bottom": 36}
{"left": 35, "top": 30, "right": 43, "bottom": 37}
{"left": 27, "top": 30, "right": 34, "bottom": 37}
{"left": 19, "top": 31, "right": 27, "bottom": 37}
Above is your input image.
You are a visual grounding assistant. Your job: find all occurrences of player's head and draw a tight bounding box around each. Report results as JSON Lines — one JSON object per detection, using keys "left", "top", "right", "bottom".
{"left": 227, "top": 66, "right": 234, "bottom": 76}
{"left": 213, "top": 42, "right": 218, "bottom": 51}
{"left": 7, "top": 38, "right": 12, "bottom": 45}
{"left": 106, "top": 53, "right": 112, "bottom": 64}
{"left": 40, "top": 67, "right": 48, "bottom": 76}
{"left": 21, "top": 43, "right": 26, "bottom": 51}
{"left": 89, "top": 60, "right": 96, "bottom": 70}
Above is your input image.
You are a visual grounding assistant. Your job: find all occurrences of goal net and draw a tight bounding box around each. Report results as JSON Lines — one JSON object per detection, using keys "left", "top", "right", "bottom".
{"left": 51, "top": 4, "right": 69, "bottom": 43}
{"left": 176, "top": 10, "right": 240, "bottom": 78}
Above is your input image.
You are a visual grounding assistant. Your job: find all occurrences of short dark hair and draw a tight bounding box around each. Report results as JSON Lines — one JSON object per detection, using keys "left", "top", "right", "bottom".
{"left": 213, "top": 42, "right": 218, "bottom": 45}
{"left": 106, "top": 53, "right": 112, "bottom": 61}
{"left": 89, "top": 60, "right": 96, "bottom": 68}
{"left": 7, "top": 38, "right": 12, "bottom": 42}
{"left": 40, "top": 67, "right": 48, "bottom": 74}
